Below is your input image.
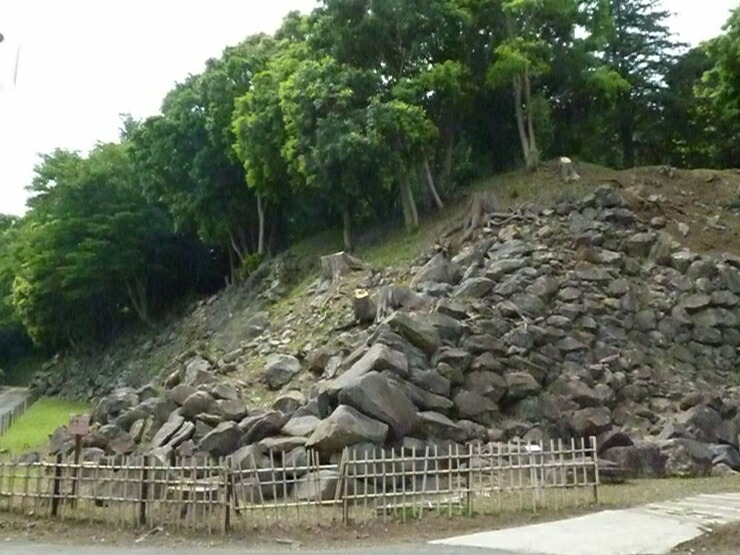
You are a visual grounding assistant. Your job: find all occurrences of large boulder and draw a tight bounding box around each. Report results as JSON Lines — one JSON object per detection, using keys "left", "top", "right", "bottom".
{"left": 306, "top": 405, "right": 389, "bottom": 454}
{"left": 264, "top": 355, "right": 301, "bottom": 390}
{"left": 168, "top": 384, "right": 197, "bottom": 406}
{"left": 660, "top": 438, "right": 713, "bottom": 478}
{"left": 331, "top": 344, "right": 408, "bottom": 394}
{"left": 387, "top": 312, "right": 441, "bottom": 356}
{"left": 240, "top": 411, "right": 289, "bottom": 445}
{"left": 412, "top": 411, "right": 467, "bottom": 442}
{"left": 338, "top": 372, "right": 418, "bottom": 439}
{"left": 184, "top": 356, "right": 214, "bottom": 386}
{"left": 676, "top": 405, "right": 722, "bottom": 444}
{"left": 150, "top": 411, "right": 186, "bottom": 449}
{"left": 272, "top": 390, "right": 306, "bottom": 414}
{"left": 282, "top": 415, "right": 321, "bottom": 437}
{"left": 600, "top": 441, "right": 666, "bottom": 478}
{"left": 198, "top": 421, "right": 241, "bottom": 457}
{"left": 505, "top": 372, "right": 541, "bottom": 401}
{"left": 91, "top": 388, "right": 139, "bottom": 425}
{"left": 569, "top": 407, "right": 612, "bottom": 437}
{"left": 293, "top": 469, "right": 341, "bottom": 502}
{"left": 181, "top": 391, "right": 219, "bottom": 419}
{"left": 411, "top": 253, "right": 461, "bottom": 287}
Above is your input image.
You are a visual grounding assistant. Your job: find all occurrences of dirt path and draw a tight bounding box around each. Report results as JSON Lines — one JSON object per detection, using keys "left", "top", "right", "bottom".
{"left": 433, "top": 492, "right": 740, "bottom": 555}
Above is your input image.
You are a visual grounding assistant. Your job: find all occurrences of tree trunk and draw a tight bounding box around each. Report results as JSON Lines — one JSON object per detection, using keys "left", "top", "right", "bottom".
{"left": 342, "top": 206, "right": 353, "bottom": 252}
{"left": 256, "top": 193, "right": 265, "bottom": 256}
{"left": 423, "top": 159, "right": 444, "bottom": 210}
{"left": 126, "top": 276, "right": 151, "bottom": 325}
{"left": 513, "top": 75, "right": 531, "bottom": 168}
{"left": 352, "top": 289, "right": 376, "bottom": 324}
{"left": 619, "top": 99, "right": 636, "bottom": 168}
{"left": 400, "top": 179, "right": 419, "bottom": 230}
{"left": 437, "top": 136, "right": 455, "bottom": 193}
{"left": 523, "top": 67, "right": 539, "bottom": 170}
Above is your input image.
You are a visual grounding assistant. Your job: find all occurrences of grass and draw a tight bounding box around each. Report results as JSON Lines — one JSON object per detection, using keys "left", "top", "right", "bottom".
{"left": 0, "top": 397, "right": 90, "bottom": 455}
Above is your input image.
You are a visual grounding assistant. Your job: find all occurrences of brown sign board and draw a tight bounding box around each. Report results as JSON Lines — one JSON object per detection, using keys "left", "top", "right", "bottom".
{"left": 68, "top": 413, "right": 90, "bottom": 436}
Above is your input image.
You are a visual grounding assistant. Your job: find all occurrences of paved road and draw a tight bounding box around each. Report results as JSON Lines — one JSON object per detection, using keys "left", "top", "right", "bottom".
{"left": 433, "top": 492, "right": 740, "bottom": 555}
{"left": 3, "top": 544, "right": 504, "bottom": 555}
{"left": 0, "top": 387, "right": 29, "bottom": 414}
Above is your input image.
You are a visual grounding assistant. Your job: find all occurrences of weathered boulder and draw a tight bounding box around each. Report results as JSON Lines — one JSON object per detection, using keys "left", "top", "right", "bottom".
{"left": 569, "top": 407, "right": 612, "bottom": 437}
{"left": 505, "top": 372, "right": 541, "bottom": 401}
{"left": 150, "top": 411, "right": 186, "bottom": 449}
{"left": 455, "top": 277, "right": 495, "bottom": 298}
{"left": 241, "top": 411, "right": 289, "bottom": 445}
{"left": 218, "top": 399, "right": 249, "bottom": 421}
{"left": 388, "top": 312, "right": 441, "bottom": 356}
{"left": 660, "top": 438, "right": 713, "bottom": 477}
{"left": 412, "top": 411, "right": 467, "bottom": 442}
{"left": 184, "top": 357, "right": 214, "bottom": 386}
{"left": 601, "top": 441, "right": 666, "bottom": 478}
{"left": 212, "top": 383, "right": 239, "bottom": 401}
{"left": 306, "top": 405, "right": 389, "bottom": 454}
{"left": 412, "top": 253, "right": 461, "bottom": 287}
{"left": 330, "top": 343, "right": 408, "bottom": 393}
{"left": 293, "top": 470, "right": 341, "bottom": 501}
{"left": 453, "top": 390, "right": 498, "bottom": 424}
{"left": 264, "top": 355, "right": 301, "bottom": 390}
{"left": 338, "top": 372, "right": 418, "bottom": 439}
{"left": 198, "top": 421, "right": 241, "bottom": 457}
{"left": 272, "top": 390, "right": 306, "bottom": 414}
{"left": 282, "top": 415, "right": 321, "bottom": 437}
{"left": 676, "top": 405, "right": 722, "bottom": 444}
{"left": 169, "top": 384, "right": 197, "bottom": 406}
{"left": 181, "top": 391, "right": 220, "bottom": 419}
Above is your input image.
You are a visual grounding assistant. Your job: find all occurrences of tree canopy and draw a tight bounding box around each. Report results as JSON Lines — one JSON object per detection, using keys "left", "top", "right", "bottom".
{"left": 1, "top": 0, "right": 738, "bottom": 360}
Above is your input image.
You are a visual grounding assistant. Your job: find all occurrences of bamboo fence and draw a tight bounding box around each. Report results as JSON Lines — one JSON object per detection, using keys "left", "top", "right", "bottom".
{"left": 0, "top": 436, "right": 599, "bottom": 533}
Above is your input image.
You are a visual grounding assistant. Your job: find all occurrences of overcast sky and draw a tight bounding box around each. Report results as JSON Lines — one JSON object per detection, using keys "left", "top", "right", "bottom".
{"left": 0, "top": 0, "right": 736, "bottom": 216}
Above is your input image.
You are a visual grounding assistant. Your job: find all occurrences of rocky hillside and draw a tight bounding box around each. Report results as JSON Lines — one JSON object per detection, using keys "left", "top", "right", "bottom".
{"left": 46, "top": 173, "right": 740, "bottom": 480}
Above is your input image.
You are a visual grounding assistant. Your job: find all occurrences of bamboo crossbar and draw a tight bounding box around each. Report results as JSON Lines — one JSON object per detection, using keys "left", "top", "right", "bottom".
{"left": 0, "top": 436, "right": 600, "bottom": 532}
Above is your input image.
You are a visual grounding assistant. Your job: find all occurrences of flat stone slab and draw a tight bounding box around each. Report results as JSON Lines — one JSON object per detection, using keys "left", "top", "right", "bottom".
{"left": 431, "top": 493, "right": 740, "bottom": 555}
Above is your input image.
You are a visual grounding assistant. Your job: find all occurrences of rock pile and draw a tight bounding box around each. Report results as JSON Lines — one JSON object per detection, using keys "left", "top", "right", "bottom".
{"left": 51, "top": 185, "right": 740, "bottom": 479}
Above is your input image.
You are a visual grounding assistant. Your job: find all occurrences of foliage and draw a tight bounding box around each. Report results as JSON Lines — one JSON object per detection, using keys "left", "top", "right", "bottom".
{"left": 0, "top": 0, "right": 738, "bottom": 365}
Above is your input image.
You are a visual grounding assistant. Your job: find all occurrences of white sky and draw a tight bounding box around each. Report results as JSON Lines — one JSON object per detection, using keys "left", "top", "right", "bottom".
{"left": 0, "top": 0, "right": 735, "bottom": 216}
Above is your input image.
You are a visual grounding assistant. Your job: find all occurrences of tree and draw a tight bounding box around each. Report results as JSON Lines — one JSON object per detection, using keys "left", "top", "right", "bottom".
{"left": 696, "top": 6, "right": 740, "bottom": 168}
{"left": 280, "top": 56, "right": 381, "bottom": 250}
{"left": 10, "top": 144, "right": 188, "bottom": 348}
{"left": 487, "top": 0, "right": 581, "bottom": 170}
{"left": 601, "top": 0, "right": 679, "bottom": 167}
{"left": 232, "top": 39, "right": 300, "bottom": 255}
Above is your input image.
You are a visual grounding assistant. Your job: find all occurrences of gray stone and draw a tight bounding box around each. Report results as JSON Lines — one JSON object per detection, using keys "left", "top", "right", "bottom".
{"left": 212, "top": 383, "right": 239, "bottom": 401}
{"left": 623, "top": 232, "right": 656, "bottom": 257}
{"left": 293, "top": 470, "right": 341, "bottom": 501}
{"left": 241, "top": 411, "right": 289, "bottom": 445}
{"left": 569, "top": 407, "right": 612, "bottom": 437}
{"left": 453, "top": 390, "right": 498, "bottom": 424}
{"left": 464, "top": 371, "right": 507, "bottom": 402}
{"left": 661, "top": 438, "right": 712, "bottom": 477}
{"left": 264, "top": 355, "right": 301, "bottom": 390}
{"left": 529, "top": 276, "right": 560, "bottom": 301}
{"left": 455, "top": 277, "right": 495, "bottom": 298}
{"left": 412, "top": 253, "right": 461, "bottom": 286}
{"left": 388, "top": 312, "right": 441, "bottom": 356}
{"left": 506, "top": 372, "right": 541, "bottom": 400}
{"left": 338, "top": 372, "right": 418, "bottom": 439}
{"left": 168, "top": 384, "right": 196, "bottom": 406}
{"left": 198, "top": 422, "right": 241, "bottom": 457}
{"left": 330, "top": 343, "right": 408, "bottom": 394}
{"left": 181, "top": 391, "right": 219, "bottom": 419}
{"left": 282, "top": 415, "right": 321, "bottom": 437}
{"left": 272, "top": 390, "right": 306, "bottom": 414}
{"left": 412, "top": 411, "right": 466, "bottom": 442}
{"left": 184, "top": 357, "right": 213, "bottom": 386}
{"left": 150, "top": 411, "right": 185, "bottom": 448}
{"left": 217, "top": 399, "right": 248, "bottom": 421}
{"left": 306, "top": 405, "right": 389, "bottom": 454}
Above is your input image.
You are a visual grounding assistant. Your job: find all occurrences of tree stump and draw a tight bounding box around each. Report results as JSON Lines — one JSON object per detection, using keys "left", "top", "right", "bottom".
{"left": 559, "top": 157, "right": 580, "bottom": 183}
{"left": 318, "top": 252, "right": 367, "bottom": 293}
{"left": 353, "top": 289, "right": 376, "bottom": 324}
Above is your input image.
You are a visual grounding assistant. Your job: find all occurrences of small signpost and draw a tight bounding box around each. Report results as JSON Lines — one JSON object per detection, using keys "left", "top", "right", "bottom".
{"left": 68, "top": 413, "right": 89, "bottom": 509}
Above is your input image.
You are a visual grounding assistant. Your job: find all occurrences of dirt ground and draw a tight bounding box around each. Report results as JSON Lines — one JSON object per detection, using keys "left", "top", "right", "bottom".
{"left": 673, "top": 521, "right": 740, "bottom": 554}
